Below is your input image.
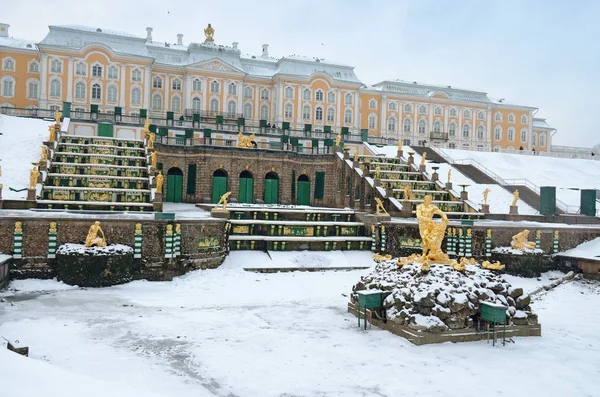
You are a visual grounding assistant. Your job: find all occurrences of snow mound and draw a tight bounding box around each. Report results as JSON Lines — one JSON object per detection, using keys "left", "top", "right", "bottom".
{"left": 492, "top": 246, "right": 544, "bottom": 255}
{"left": 56, "top": 243, "right": 133, "bottom": 256}
{"left": 5, "top": 278, "right": 79, "bottom": 292}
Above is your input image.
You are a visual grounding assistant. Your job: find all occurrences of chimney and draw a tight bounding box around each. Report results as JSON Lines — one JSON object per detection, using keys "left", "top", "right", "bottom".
{"left": 0, "top": 23, "right": 9, "bottom": 38}
{"left": 262, "top": 44, "right": 269, "bottom": 57}
{"left": 146, "top": 27, "right": 153, "bottom": 42}
{"left": 177, "top": 34, "right": 183, "bottom": 46}
{"left": 232, "top": 42, "right": 239, "bottom": 50}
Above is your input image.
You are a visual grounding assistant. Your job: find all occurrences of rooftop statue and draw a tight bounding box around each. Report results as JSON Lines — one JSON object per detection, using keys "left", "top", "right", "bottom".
{"left": 204, "top": 23, "right": 215, "bottom": 43}
{"left": 84, "top": 221, "right": 106, "bottom": 248}
{"left": 511, "top": 230, "right": 536, "bottom": 250}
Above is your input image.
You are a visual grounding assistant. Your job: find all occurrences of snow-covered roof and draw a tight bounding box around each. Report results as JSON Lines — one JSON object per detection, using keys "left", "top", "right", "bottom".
{"left": 53, "top": 25, "right": 143, "bottom": 39}
{"left": 558, "top": 237, "right": 600, "bottom": 261}
{"left": 0, "top": 36, "right": 37, "bottom": 50}
{"left": 533, "top": 118, "right": 554, "bottom": 130}
{"left": 372, "top": 80, "right": 491, "bottom": 103}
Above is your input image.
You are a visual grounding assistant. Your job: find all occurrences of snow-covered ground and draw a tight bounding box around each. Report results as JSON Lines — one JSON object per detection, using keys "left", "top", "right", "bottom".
{"left": 1, "top": 252, "right": 599, "bottom": 397}
{"left": 559, "top": 236, "right": 600, "bottom": 260}
{"left": 223, "top": 250, "right": 375, "bottom": 269}
{"left": 0, "top": 114, "right": 54, "bottom": 200}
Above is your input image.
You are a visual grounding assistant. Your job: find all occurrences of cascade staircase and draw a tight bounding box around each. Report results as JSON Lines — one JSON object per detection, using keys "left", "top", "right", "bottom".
{"left": 452, "top": 164, "right": 499, "bottom": 184}
{"left": 38, "top": 135, "right": 153, "bottom": 211}
{"left": 227, "top": 207, "right": 372, "bottom": 251}
{"left": 409, "top": 146, "right": 448, "bottom": 163}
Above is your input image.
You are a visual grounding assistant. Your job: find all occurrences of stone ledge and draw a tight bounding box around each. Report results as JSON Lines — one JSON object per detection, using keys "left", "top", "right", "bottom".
{"left": 348, "top": 302, "right": 541, "bottom": 346}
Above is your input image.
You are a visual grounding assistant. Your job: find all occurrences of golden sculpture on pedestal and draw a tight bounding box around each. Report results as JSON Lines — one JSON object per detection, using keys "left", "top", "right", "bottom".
{"left": 416, "top": 195, "right": 450, "bottom": 262}
{"left": 48, "top": 125, "right": 56, "bottom": 142}
{"left": 215, "top": 191, "right": 232, "bottom": 210}
{"left": 482, "top": 188, "right": 491, "bottom": 204}
{"left": 135, "top": 223, "right": 142, "bottom": 235}
{"left": 155, "top": 172, "right": 164, "bottom": 193}
{"left": 54, "top": 110, "right": 62, "bottom": 125}
{"left": 335, "top": 134, "right": 341, "bottom": 147}
{"left": 482, "top": 260, "right": 505, "bottom": 271}
{"left": 147, "top": 132, "right": 155, "bottom": 150}
{"left": 143, "top": 117, "right": 151, "bottom": 134}
{"left": 150, "top": 151, "right": 157, "bottom": 168}
{"left": 402, "top": 185, "right": 412, "bottom": 200}
{"left": 511, "top": 190, "right": 520, "bottom": 206}
{"left": 49, "top": 222, "right": 57, "bottom": 233}
{"left": 15, "top": 221, "right": 23, "bottom": 234}
{"left": 397, "top": 140, "right": 402, "bottom": 150}
{"left": 29, "top": 167, "right": 40, "bottom": 189}
{"left": 353, "top": 150, "right": 358, "bottom": 162}
{"left": 375, "top": 166, "right": 381, "bottom": 180}
{"left": 447, "top": 169, "right": 452, "bottom": 184}
{"left": 374, "top": 197, "right": 388, "bottom": 216}
{"left": 237, "top": 132, "right": 255, "bottom": 148}
{"left": 420, "top": 152, "right": 427, "bottom": 166}
{"left": 204, "top": 23, "right": 215, "bottom": 42}
{"left": 84, "top": 221, "right": 106, "bottom": 248}
{"left": 40, "top": 145, "right": 49, "bottom": 163}
{"left": 511, "top": 230, "right": 536, "bottom": 250}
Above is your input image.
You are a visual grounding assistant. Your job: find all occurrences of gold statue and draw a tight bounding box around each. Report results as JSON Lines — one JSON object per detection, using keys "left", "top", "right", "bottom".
{"left": 40, "top": 145, "right": 49, "bottom": 163}
{"left": 373, "top": 253, "right": 392, "bottom": 262}
{"left": 511, "top": 229, "right": 536, "bottom": 250}
{"left": 147, "top": 132, "right": 155, "bottom": 150}
{"left": 482, "top": 188, "right": 491, "bottom": 204}
{"left": 451, "top": 260, "right": 465, "bottom": 272}
{"left": 420, "top": 152, "right": 427, "bottom": 166}
{"left": 402, "top": 185, "right": 412, "bottom": 201}
{"left": 15, "top": 221, "right": 23, "bottom": 234}
{"left": 375, "top": 166, "right": 381, "bottom": 180}
{"left": 150, "top": 151, "right": 157, "bottom": 168}
{"left": 48, "top": 125, "right": 56, "bottom": 142}
{"left": 215, "top": 191, "right": 232, "bottom": 210}
{"left": 447, "top": 169, "right": 452, "bottom": 184}
{"left": 54, "top": 109, "right": 62, "bottom": 125}
{"left": 482, "top": 260, "right": 505, "bottom": 271}
{"left": 353, "top": 150, "right": 358, "bottom": 162}
{"left": 135, "top": 223, "right": 142, "bottom": 234}
{"left": 397, "top": 139, "right": 402, "bottom": 150}
{"left": 204, "top": 23, "right": 215, "bottom": 42}
{"left": 487, "top": 229, "right": 492, "bottom": 238}
{"left": 166, "top": 225, "right": 173, "bottom": 235}
{"left": 144, "top": 117, "right": 151, "bottom": 134}
{"left": 29, "top": 166, "right": 40, "bottom": 189}
{"left": 84, "top": 221, "right": 107, "bottom": 248}
{"left": 374, "top": 197, "right": 388, "bottom": 216}
{"left": 511, "top": 190, "right": 519, "bottom": 206}
{"left": 335, "top": 134, "right": 341, "bottom": 147}
{"left": 416, "top": 195, "right": 449, "bottom": 261}
{"left": 155, "top": 172, "right": 164, "bottom": 193}
{"left": 237, "top": 132, "right": 256, "bottom": 148}
{"left": 49, "top": 222, "right": 57, "bottom": 233}
{"left": 175, "top": 224, "right": 181, "bottom": 234}
{"left": 554, "top": 230, "right": 559, "bottom": 239}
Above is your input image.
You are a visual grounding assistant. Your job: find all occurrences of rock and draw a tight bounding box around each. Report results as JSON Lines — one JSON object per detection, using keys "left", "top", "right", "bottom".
{"left": 526, "top": 312, "right": 538, "bottom": 325}
{"left": 445, "top": 312, "right": 467, "bottom": 329}
{"left": 507, "top": 306, "right": 516, "bottom": 317}
{"left": 490, "top": 283, "right": 505, "bottom": 293}
{"left": 432, "top": 305, "right": 451, "bottom": 320}
{"left": 408, "top": 314, "right": 448, "bottom": 333}
{"left": 353, "top": 281, "right": 365, "bottom": 292}
{"left": 509, "top": 287, "right": 524, "bottom": 299}
{"left": 507, "top": 296, "right": 516, "bottom": 307}
{"left": 515, "top": 295, "right": 531, "bottom": 310}
{"left": 466, "top": 317, "right": 474, "bottom": 328}
{"left": 414, "top": 292, "right": 435, "bottom": 308}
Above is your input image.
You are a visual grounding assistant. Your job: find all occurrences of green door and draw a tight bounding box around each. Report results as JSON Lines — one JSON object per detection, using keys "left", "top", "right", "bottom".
{"left": 166, "top": 173, "right": 183, "bottom": 202}
{"left": 212, "top": 176, "right": 227, "bottom": 203}
{"left": 98, "top": 123, "right": 113, "bottom": 137}
{"left": 239, "top": 177, "right": 254, "bottom": 203}
{"left": 297, "top": 180, "right": 310, "bottom": 206}
{"left": 264, "top": 179, "right": 279, "bottom": 204}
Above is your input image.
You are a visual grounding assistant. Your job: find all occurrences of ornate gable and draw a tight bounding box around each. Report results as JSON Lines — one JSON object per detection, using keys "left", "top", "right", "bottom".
{"left": 189, "top": 58, "right": 243, "bottom": 74}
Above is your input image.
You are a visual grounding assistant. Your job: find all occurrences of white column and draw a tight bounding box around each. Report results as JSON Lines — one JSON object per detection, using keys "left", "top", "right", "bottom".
{"left": 119, "top": 64, "right": 127, "bottom": 107}
{"left": 183, "top": 74, "right": 192, "bottom": 112}
{"left": 296, "top": 86, "right": 303, "bottom": 128}
{"left": 143, "top": 67, "right": 151, "bottom": 109}
{"left": 237, "top": 81, "right": 244, "bottom": 114}
{"left": 335, "top": 89, "right": 341, "bottom": 130}
{"left": 254, "top": 85, "right": 260, "bottom": 120}
{"left": 66, "top": 57, "right": 74, "bottom": 102}
{"left": 486, "top": 108, "right": 492, "bottom": 150}
{"left": 202, "top": 77, "right": 208, "bottom": 111}
{"left": 222, "top": 79, "right": 228, "bottom": 115}
{"left": 164, "top": 74, "right": 170, "bottom": 112}
{"left": 275, "top": 82, "right": 283, "bottom": 124}
{"left": 380, "top": 96, "right": 386, "bottom": 137}
{"left": 353, "top": 91, "right": 360, "bottom": 133}
{"left": 39, "top": 53, "right": 48, "bottom": 107}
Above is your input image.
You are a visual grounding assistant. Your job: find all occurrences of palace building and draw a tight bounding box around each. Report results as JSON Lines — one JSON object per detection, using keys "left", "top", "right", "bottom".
{"left": 0, "top": 22, "right": 555, "bottom": 152}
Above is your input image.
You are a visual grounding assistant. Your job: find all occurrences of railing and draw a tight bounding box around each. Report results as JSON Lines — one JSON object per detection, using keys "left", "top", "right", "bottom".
{"left": 0, "top": 107, "right": 54, "bottom": 119}
{"left": 429, "top": 132, "right": 449, "bottom": 141}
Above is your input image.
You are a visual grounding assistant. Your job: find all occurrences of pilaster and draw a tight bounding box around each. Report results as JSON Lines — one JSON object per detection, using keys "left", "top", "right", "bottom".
{"left": 39, "top": 53, "right": 48, "bottom": 107}
{"left": 66, "top": 57, "right": 74, "bottom": 102}
{"left": 119, "top": 63, "right": 127, "bottom": 107}
{"left": 143, "top": 66, "right": 151, "bottom": 109}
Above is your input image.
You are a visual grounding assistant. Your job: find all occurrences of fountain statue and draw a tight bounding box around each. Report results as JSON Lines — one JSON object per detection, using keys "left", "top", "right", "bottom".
{"left": 511, "top": 190, "right": 519, "bottom": 206}
{"left": 215, "top": 191, "right": 232, "bottom": 210}
{"left": 155, "top": 172, "right": 164, "bottom": 193}
{"left": 420, "top": 152, "right": 427, "bottom": 166}
{"left": 54, "top": 110, "right": 62, "bottom": 125}
{"left": 482, "top": 188, "right": 491, "bottom": 204}
{"left": 335, "top": 134, "right": 341, "bottom": 147}
{"left": 48, "top": 125, "right": 56, "bottom": 142}
{"left": 511, "top": 230, "right": 536, "bottom": 250}
{"left": 416, "top": 195, "right": 449, "bottom": 262}
{"left": 147, "top": 132, "right": 156, "bottom": 150}
{"left": 29, "top": 167, "right": 40, "bottom": 189}
{"left": 84, "top": 221, "right": 107, "bottom": 248}
{"left": 374, "top": 197, "right": 388, "bottom": 216}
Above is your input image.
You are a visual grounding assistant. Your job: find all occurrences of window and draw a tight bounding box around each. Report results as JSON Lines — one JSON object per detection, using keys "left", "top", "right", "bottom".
{"left": 463, "top": 109, "right": 471, "bottom": 118}
{"left": 388, "top": 117, "right": 396, "bottom": 132}
{"left": 462, "top": 124, "right": 470, "bottom": 138}
{"left": 172, "top": 78, "right": 182, "bottom": 91}
{"left": 244, "top": 86, "right": 252, "bottom": 98}
{"left": 193, "top": 79, "right": 201, "bottom": 91}
{"left": 284, "top": 103, "right": 293, "bottom": 118}
{"left": 210, "top": 81, "right": 219, "bottom": 93}
{"left": 50, "top": 79, "right": 61, "bottom": 97}
{"left": 508, "top": 127, "right": 515, "bottom": 142}
{"left": 419, "top": 105, "right": 427, "bottom": 114}
{"left": 302, "top": 105, "right": 310, "bottom": 120}
{"left": 227, "top": 100, "right": 236, "bottom": 115}
{"left": 345, "top": 93, "right": 353, "bottom": 105}
{"left": 108, "top": 66, "right": 118, "bottom": 79}
{"left": 285, "top": 86, "right": 294, "bottom": 98}
{"left": 449, "top": 122, "right": 456, "bottom": 137}
{"left": 404, "top": 103, "right": 412, "bottom": 112}
{"left": 153, "top": 76, "right": 162, "bottom": 89}
{"left": 261, "top": 89, "right": 269, "bottom": 100}
{"left": 540, "top": 133, "right": 546, "bottom": 146}
{"left": 434, "top": 107, "right": 442, "bottom": 116}
{"left": 403, "top": 118, "right": 412, "bottom": 133}
{"left": 520, "top": 128, "right": 527, "bottom": 143}
{"left": 478, "top": 111, "right": 485, "bottom": 120}
{"left": 328, "top": 91, "right": 336, "bottom": 103}
{"left": 508, "top": 113, "right": 515, "bottom": 123}
{"left": 152, "top": 94, "right": 162, "bottom": 110}
{"left": 192, "top": 97, "right": 201, "bottom": 111}
{"left": 2, "top": 58, "right": 14, "bottom": 71}
{"left": 494, "top": 126, "right": 502, "bottom": 140}
{"left": 450, "top": 108, "right": 457, "bottom": 117}
{"left": 27, "top": 80, "right": 39, "bottom": 99}
{"left": 303, "top": 89, "right": 311, "bottom": 100}
{"left": 521, "top": 115, "right": 528, "bottom": 124}
{"left": 260, "top": 104, "right": 269, "bottom": 120}
{"left": 418, "top": 119, "right": 426, "bottom": 134}
{"left": 369, "top": 99, "right": 376, "bottom": 109}
{"left": 92, "top": 83, "right": 102, "bottom": 100}
{"left": 315, "top": 106, "right": 323, "bottom": 121}
{"left": 243, "top": 102, "right": 252, "bottom": 118}
{"left": 449, "top": 143, "right": 456, "bottom": 149}
{"left": 532, "top": 133, "right": 537, "bottom": 146}
{"left": 171, "top": 96, "right": 181, "bottom": 112}
{"left": 28, "top": 61, "right": 39, "bottom": 73}
{"left": 106, "top": 85, "right": 117, "bottom": 102}
{"left": 389, "top": 102, "right": 397, "bottom": 111}
{"left": 315, "top": 90, "right": 324, "bottom": 101}
{"left": 51, "top": 59, "right": 62, "bottom": 73}
{"left": 433, "top": 121, "right": 441, "bottom": 134}
{"left": 76, "top": 62, "right": 86, "bottom": 76}
{"left": 368, "top": 114, "right": 376, "bottom": 130}
{"left": 228, "top": 82, "right": 236, "bottom": 95}
{"left": 495, "top": 112, "right": 502, "bottom": 121}
{"left": 2, "top": 77, "right": 14, "bottom": 97}
{"left": 327, "top": 108, "right": 334, "bottom": 122}
{"left": 477, "top": 125, "right": 484, "bottom": 139}
{"left": 344, "top": 109, "right": 352, "bottom": 123}
{"left": 92, "top": 64, "right": 103, "bottom": 78}
{"left": 131, "top": 88, "right": 141, "bottom": 105}
{"left": 210, "top": 98, "right": 219, "bottom": 114}
{"left": 132, "top": 68, "right": 142, "bottom": 82}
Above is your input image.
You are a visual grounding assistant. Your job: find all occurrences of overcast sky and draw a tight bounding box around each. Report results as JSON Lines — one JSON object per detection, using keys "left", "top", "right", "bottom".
{"left": 4, "top": 0, "right": 599, "bottom": 147}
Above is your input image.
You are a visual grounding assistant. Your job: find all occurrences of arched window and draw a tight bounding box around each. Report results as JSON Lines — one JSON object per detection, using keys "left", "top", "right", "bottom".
{"left": 261, "top": 89, "right": 269, "bottom": 100}
{"left": 227, "top": 100, "right": 236, "bottom": 115}
{"left": 92, "top": 64, "right": 103, "bottom": 78}
{"left": 153, "top": 76, "right": 162, "bottom": 89}
{"left": 302, "top": 105, "right": 310, "bottom": 120}
{"left": 75, "top": 62, "right": 86, "bottom": 76}
{"left": 210, "top": 98, "right": 219, "bottom": 114}
{"left": 418, "top": 119, "right": 426, "bottom": 134}
{"left": 193, "top": 79, "right": 202, "bottom": 91}
{"left": 303, "top": 89, "right": 311, "bottom": 100}
{"left": 131, "top": 88, "right": 141, "bottom": 105}
{"left": 243, "top": 102, "right": 252, "bottom": 118}
{"left": 462, "top": 124, "right": 470, "bottom": 138}
{"left": 152, "top": 94, "right": 162, "bottom": 110}
{"left": 345, "top": 93, "right": 353, "bottom": 105}
{"left": 477, "top": 125, "right": 484, "bottom": 139}
{"left": 27, "top": 80, "right": 39, "bottom": 99}
{"left": 403, "top": 118, "right": 412, "bottom": 133}
{"left": 75, "top": 82, "right": 86, "bottom": 100}
{"left": 449, "top": 108, "right": 457, "bottom": 117}
{"left": 388, "top": 117, "right": 396, "bottom": 132}
{"left": 91, "top": 84, "right": 102, "bottom": 100}
{"left": 210, "top": 81, "right": 220, "bottom": 93}
{"left": 419, "top": 105, "right": 427, "bottom": 114}
{"left": 315, "top": 90, "right": 324, "bottom": 101}
{"left": 449, "top": 122, "right": 456, "bottom": 136}
{"left": 495, "top": 112, "right": 502, "bottom": 121}
{"left": 171, "top": 96, "right": 181, "bottom": 112}
{"left": 478, "top": 111, "right": 485, "bottom": 120}
{"left": 284, "top": 103, "right": 293, "bottom": 118}
{"left": 244, "top": 86, "right": 252, "bottom": 98}
{"left": 494, "top": 126, "right": 502, "bottom": 140}
{"left": 2, "top": 58, "right": 14, "bottom": 71}
{"left": 463, "top": 109, "right": 471, "bottom": 118}
{"left": 260, "top": 104, "right": 269, "bottom": 120}
{"left": 508, "top": 113, "right": 515, "bottom": 123}
{"left": 404, "top": 103, "right": 412, "bottom": 112}
{"left": 172, "top": 78, "right": 182, "bottom": 91}
{"left": 28, "top": 60, "right": 39, "bottom": 73}
{"left": 327, "top": 107, "right": 335, "bottom": 122}
{"left": 520, "top": 128, "right": 527, "bottom": 143}
{"left": 539, "top": 133, "right": 546, "bottom": 146}
{"left": 315, "top": 106, "right": 323, "bottom": 121}
{"left": 285, "top": 86, "right": 294, "bottom": 98}
{"left": 192, "top": 97, "right": 201, "bottom": 111}
{"left": 108, "top": 65, "right": 118, "bottom": 79}
{"left": 50, "top": 79, "right": 61, "bottom": 97}
{"left": 1, "top": 76, "right": 15, "bottom": 97}
{"left": 327, "top": 91, "right": 335, "bottom": 103}
{"left": 132, "top": 68, "right": 142, "bottom": 82}
{"left": 532, "top": 132, "right": 537, "bottom": 146}
{"left": 368, "top": 114, "right": 376, "bottom": 130}
{"left": 344, "top": 109, "right": 352, "bottom": 123}
{"left": 521, "top": 114, "right": 528, "bottom": 124}
{"left": 508, "top": 127, "right": 515, "bottom": 142}
{"left": 107, "top": 85, "right": 118, "bottom": 102}
{"left": 433, "top": 121, "right": 441, "bottom": 133}
{"left": 434, "top": 106, "right": 442, "bottom": 116}
{"left": 389, "top": 102, "right": 397, "bottom": 111}
{"left": 50, "top": 59, "right": 62, "bottom": 73}
{"left": 369, "top": 99, "right": 376, "bottom": 109}
{"left": 228, "top": 82, "right": 236, "bottom": 95}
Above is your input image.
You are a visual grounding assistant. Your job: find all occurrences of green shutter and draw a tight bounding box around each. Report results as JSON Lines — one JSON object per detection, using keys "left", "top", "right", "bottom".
{"left": 158, "top": 127, "right": 169, "bottom": 136}
{"left": 187, "top": 164, "right": 197, "bottom": 195}
{"left": 139, "top": 109, "right": 147, "bottom": 118}
{"left": 281, "top": 135, "right": 289, "bottom": 144}
{"left": 361, "top": 129, "right": 369, "bottom": 142}
{"left": 238, "top": 117, "right": 245, "bottom": 126}
{"left": 314, "top": 172, "right": 325, "bottom": 199}
{"left": 185, "top": 129, "right": 194, "bottom": 139}
{"left": 193, "top": 113, "right": 200, "bottom": 122}
{"left": 216, "top": 115, "right": 224, "bottom": 124}
{"left": 290, "top": 137, "right": 299, "bottom": 147}
{"left": 203, "top": 128, "right": 212, "bottom": 138}
{"left": 282, "top": 121, "right": 290, "bottom": 130}
{"left": 341, "top": 127, "right": 349, "bottom": 135}
{"left": 114, "top": 106, "right": 122, "bottom": 115}
{"left": 62, "top": 102, "right": 71, "bottom": 118}
{"left": 291, "top": 170, "right": 296, "bottom": 199}
{"left": 90, "top": 104, "right": 99, "bottom": 114}
{"left": 167, "top": 111, "right": 174, "bottom": 120}
{"left": 324, "top": 138, "right": 334, "bottom": 147}
{"left": 324, "top": 125, "right": 331, "bottom": 133}
{"left": 581, "top": 189, "right": 597, "bottom": 216}
{"left": 304, "top": 124, "right": 312, "bottom": 132}
{"left": 260, "top": 119, "right": 267, "bottom": 127}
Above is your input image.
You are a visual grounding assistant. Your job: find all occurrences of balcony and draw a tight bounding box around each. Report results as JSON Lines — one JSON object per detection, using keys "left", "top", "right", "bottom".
{"left": 430, "top": 131, "right": 449, "bottom": 141}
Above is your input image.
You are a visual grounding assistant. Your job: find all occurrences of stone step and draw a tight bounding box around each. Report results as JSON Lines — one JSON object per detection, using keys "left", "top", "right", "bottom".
{"left": 54, "top": 151, "right": 146, "bottom": 160}
{"left": 37, "top": 199, "right": 153, "bottom": 207}
{"left": 229, "top": 235, "right": 372, "bottom": 242}
{"left": 230, "top": 219, "right": 363, "bottom": 226}
{"left": 58, "top": 142, "right": 145, "bottom": 152}
{"left": 51, "top": 162, "right": 147, "bottom": 170}
{"left": 47, "top": 173, "right": 148, "bottom": 181}
{"left": 42, "top": 186, "right": 151, "bottom": 193}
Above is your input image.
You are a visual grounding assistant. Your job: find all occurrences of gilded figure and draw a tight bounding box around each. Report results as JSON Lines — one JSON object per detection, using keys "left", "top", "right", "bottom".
{"left": 147, "top": 132, "right": 155, "bottom": 150}
{"left": 511, "top": 229, "right": 536, "bottom": 250}
{"left": 48, "top": 125, "right": 56, "bottom": 142}
{"left": 204, "top": 23, "right": 215, "bottom": 42}
{"left": 15, "top": 221, "right": 23, "bottom": 234}
{"left": 511, "top": 190, "right": 519, "bottom": 206}
{"left": 482, "top": 188, "right": 491, "bottom": 204}
{"left": 420, "top": 152, "right": 427, "bottom": 166}
{"left": 335, "top": 134, "right": 341, "bottom": 147}
{"left": 375, "top": 166, "right": 381, "bottom": 180}
{"left": 135, "top": 223, "right": 142, "bottom": 235}
{"left": 374, "top": 197, "right": 388, "bottom": 216}
{"left": 84, "top": 221, "right": 106, "bottom": 248}
{"left": 176, "top": 224, "right": 181, "bottom": 234}
{"left": 166, "top": 225, "right": 173, "bottom": 235}
{"left": 150, "top": 151, "right": 157, "bottom": 168}
{"left": 49, "top": 222, "right": 57, "bottom": 233}
{"left": 353, "top": 150, "right": 358, "bottom": 162}
{"left": 416, "top": 195, "right": 449, "bottom": 261}
{"left": 40, "top": 145, "right": 49, "bottom": 163}
{"left": 215, "top": 191, "right": 232, "bottom": 210}
{"left": 29, "top": 166, "right": 40, "bottom": 189}
{"left": 54, "top": 109, "right": 62, "bottom": 125}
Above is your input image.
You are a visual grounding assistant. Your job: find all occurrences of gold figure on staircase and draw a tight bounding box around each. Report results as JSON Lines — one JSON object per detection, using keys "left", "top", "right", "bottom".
{"left": 215, "top": 191, "right": 232, "bottom": 210}
{"left": 40, "top": 145, "right": 49, "bottom": 163}
{"left": 420, "top": 152, "right": 427, "bottom": 165}
{"left": 147, "top": 132, "right": 155, "bottom": 150}
{"left": 511, "top": 190, "right": 520, "bottom": 206}
{"left": 29, "top": 167, "right": 40, "bottom": 189}
{"left": 374, "top": 197, "right": 388, "bottom": 215}
{"left": 155, "top": 172, "right": 164, "bottom": 193}
{"left": 511, "top": 230, "right": 536, "bottom": 250}
{"left": 84, "top": 221, "right": 107, "bottom": 248}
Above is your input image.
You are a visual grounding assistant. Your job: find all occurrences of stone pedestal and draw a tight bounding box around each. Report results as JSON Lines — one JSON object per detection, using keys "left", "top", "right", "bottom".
{"left": 460, "top": 191, "right": 468, "bottom": 201}
{"left": 481, "top": 204, "right": 490, "bottom": 214}
{"left": 431, "top": 172, "right": 438, "bottom": 182}
{"left": 374, "top": 178, "right": 381, "bottom": 187}
{"left": 0, "top": 184, "right": 3, "bottom": 199}
{"left": 385, "top": 185, "right": 394, "bottom": 197}
{"left": 343, "top": 147, "right": 350, "bottom": 159}
{"left": 510, "top": 205, "right": 519, "bottom": 215}
{"left": 374, "top": 214, "right": 391, "bottom": 222}
{"left": 154, "top": 192, "right": 163, "bottom": 202}
{"left": 153, "top": 192, "right": 163, "bottom": 212}
{"left": 446, "top": 182, "right": 453, "bottom": 191}
{"left": 27, "top": 188, "right": 36, "bottom": 201}
{"left": 419, "top": 164, "right": 426, "bottom": 173}
{"left": 397, "top": 149, "right": 403, "bottom": 159}
{"left": 401, "top": 200, "right": 412, "bottom": 217}
{"left": 407, "top": 154, "right": 414, "bottom": 165}
{"left": 353, "top": 160, "right": 359, "bottom": 168}
{"left": 211, "top": 208, "right": 231, "bottom": 219}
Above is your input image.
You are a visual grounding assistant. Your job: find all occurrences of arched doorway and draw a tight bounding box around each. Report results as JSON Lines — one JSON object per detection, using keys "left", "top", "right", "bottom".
{"left": 297, "top": 174, "right": 310, "bottom": 206}
{"left": 264, "top": 171, "right": 279, "bottom": 204}
{"left": 238, "top": 170, "right": 254, "bottom": 203}
{"left": 211, "top": 169, "right": 228, "bottom": 203}
{"left": 166, "top": 167, "right": 183, "bottom": 203}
